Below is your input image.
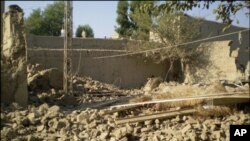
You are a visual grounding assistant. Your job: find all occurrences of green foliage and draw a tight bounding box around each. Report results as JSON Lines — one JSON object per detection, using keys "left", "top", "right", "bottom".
{"left": 155, "top": 12, "right": 201, "bottom": 61}
{"left": 129, "top": 1, "right": 141, "bottom": 32}
{"left": 127, "top": 12, "right": 201, "bottom": 63}
{"left": 75, "top": 24, "right": 94, "bottom": 38}
{"left": 115, "top": 1, "right": 133, "bottom": 38}
{"left": 43, "top": 1, "right": 64, "bottom": 36}
{"left": 25, "top": 1, "right": 64, "bottom": 36}
{"left": 24, "top": 8, "right": 44, "bottom": 35}
{"left": 129, "top": 1, "right": 155, "bottom": 41}
{"left": 145, "top": 1, "right": 249, "bottom": 31}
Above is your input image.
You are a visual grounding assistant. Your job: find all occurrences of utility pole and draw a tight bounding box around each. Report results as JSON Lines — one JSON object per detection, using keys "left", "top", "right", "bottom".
{"left": 63, "top": 1, "right": 73, "bottom": 94}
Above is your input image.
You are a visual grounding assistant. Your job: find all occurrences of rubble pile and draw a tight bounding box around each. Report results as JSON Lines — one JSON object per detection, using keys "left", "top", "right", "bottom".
{"left": 1, "top": 65, "right": 249, "bottom": 140}
{"left": 26, "top": 64, "right": 141, "bottom": 106}
{"left": 131, "top": 78, "right": 249, "bottom": 110}
{"left": 1, "top": 102, "right": 249, "bottom": 141}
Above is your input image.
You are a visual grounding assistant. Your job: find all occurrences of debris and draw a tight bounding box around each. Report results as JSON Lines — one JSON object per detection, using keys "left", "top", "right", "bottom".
{"left": 112, "top": 93, "right": 249, "bottom": 109}
{"left": 115, "top": 109, "right": 196, "bottom": 125}
{"left": 28, "top": 68, "right": 63, "bottom": 91}
{"left": 143, "top": 77, "right": 163, "bottom": 95}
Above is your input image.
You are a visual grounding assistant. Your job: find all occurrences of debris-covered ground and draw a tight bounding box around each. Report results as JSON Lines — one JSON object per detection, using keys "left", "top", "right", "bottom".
{"left": 1, "top": 64, "right": 249, "bottom": 141}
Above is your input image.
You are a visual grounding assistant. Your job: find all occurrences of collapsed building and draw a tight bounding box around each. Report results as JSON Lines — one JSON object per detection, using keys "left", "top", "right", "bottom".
{"left": 1, "top": 4, "right": 249, "bottom": 141}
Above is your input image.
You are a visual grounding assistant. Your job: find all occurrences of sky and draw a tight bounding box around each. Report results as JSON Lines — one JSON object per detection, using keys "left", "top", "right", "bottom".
{"left": 4, "top": 1, "right": 250, "bottom": 38}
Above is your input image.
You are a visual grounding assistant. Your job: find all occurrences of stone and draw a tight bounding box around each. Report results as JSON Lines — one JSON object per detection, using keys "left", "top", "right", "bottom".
{"left": 133, "top": 127, "right": 141, "bottom": 134}
{"left": 77, "top": 112, "right": 90, "bottom": 124}
{"left": 173, "top": 132, "right": 184, "bottom": 141}
{"left": 145, "top": 120, "right": 153, "bottom": 125}
{"left": 88, "top": 121, "right": 97, "bottom": 129}
{"left": 89, "top": 112, "right": 98, "bottom": 121}
{"left": 46, "top": 105, "right": 60, "bottom": 118}
{"left": 27, "top": 112, "right": 37, "bottom": 124}
{"left": 141, "top": 127, "right": 150, "bottom": 132}
{"left": 155, "top": 119, "right": 160, "bottom": 124}
{"left": 26, "top": 135, "right": 36, "bottom": 141}
{"left": 172, "top": 116, "right": 181, "bottom": 123}
{"left": 210, "top": 124, "right": 217, "bottom": 131}
{"left": 100, "top": 132, "right": 109, "bottom": 140}
{"left": 181, "top": 124, "right": 192, "bottom": 134}
{"left": 186, "top": 117, "right": 197, "bottom": 124}
{"left": 200, "top": 132, "right": 208, "bottom": 140}
{"left": 38, "top": 103, "right": 49, "bottom": 115}
{"left": 213, "top": 130, "right": 225, "bottom": 140}
{"left": 120, "top": 137, "right": 128, "bottom": 141}
{"left": 37, "top": 125, "right": 44, "bottom": 132}
{"left": 112, "top": 127, "right": 127, "bottom": 139}
{"left": 98, "top": 124, "right": 108, "bottom": 132}
{"left": 152, "top": 135, "right": 160, "bottom": 141}
{"left": 126, "top": 124, "right": 134, "bottom": 134}
{"left": 1, "top": 127, "right": 16, "bottom": 139}
{"left": 189, "top": 131, "right": 198, "bottom": 141}
{"left": 110, "top": 137, "right": 117, "bottom": 141}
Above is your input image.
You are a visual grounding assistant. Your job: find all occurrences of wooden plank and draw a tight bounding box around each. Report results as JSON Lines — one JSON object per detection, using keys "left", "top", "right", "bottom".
{"left": 213, "top": 96, "right": 250, "bottom": 105}
{"left": 111, "top": 93, "right": 249, "bottom": 109}
{"left": 115, "top": 108, "right": 196, "bottom": 125}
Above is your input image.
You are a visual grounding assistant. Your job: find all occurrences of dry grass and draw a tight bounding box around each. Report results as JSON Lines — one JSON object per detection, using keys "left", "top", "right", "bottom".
{"left": 130, "top": 95, "right": 152, "bottom": 103}
{"left": 204, "top": 81, "right": 227, "bottom": 94}
{"left": 153, "top": 99, "right": 205, "bottom": 111}
{"left": 129, "top": 81, "right": 236, "bottom": 111}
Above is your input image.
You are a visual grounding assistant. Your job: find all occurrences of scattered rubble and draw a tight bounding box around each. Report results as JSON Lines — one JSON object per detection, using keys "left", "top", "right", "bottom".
{"left": 1, "top": 64, "right": 249, "bottom": 140}
{"left": 1, "top": 101, "right": 249, "bottom": 140}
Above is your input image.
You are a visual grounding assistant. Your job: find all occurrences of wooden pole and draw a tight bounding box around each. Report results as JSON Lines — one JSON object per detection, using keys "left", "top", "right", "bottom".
{"left": 63, "top": 1, "right": 73, "bottom": 94}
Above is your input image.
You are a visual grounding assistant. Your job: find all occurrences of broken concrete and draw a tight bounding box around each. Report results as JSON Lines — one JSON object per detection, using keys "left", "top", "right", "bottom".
{"left": 1, "top": 5, "right": 28, "bottom": 106}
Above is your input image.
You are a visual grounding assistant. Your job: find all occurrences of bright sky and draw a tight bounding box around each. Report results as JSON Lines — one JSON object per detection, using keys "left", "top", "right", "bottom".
{"left": 4, "top": 1, "right": 250, "bottom": 38}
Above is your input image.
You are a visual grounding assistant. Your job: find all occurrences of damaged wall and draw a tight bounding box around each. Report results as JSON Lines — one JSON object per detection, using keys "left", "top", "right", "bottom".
{"left": 27, "top": 36, "right": 168, "bottom": 88}
{"left": 28, "top": 50, "right": 168, "bottom": 88}
{"left": 27, "top": 24, "right": 249, "bottom": 88}
{"left": 198, "top": 19, "right": 249, "bottom": 69}
{"left": 184, "top": 40, "right": 244, "bottom": 84}
{"left": 1, "top": 6, "right": 28, "bottom": 106}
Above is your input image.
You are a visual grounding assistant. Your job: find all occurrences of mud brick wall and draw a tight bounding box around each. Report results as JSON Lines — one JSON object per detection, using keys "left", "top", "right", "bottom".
{"left": 1, "top": 7, "right": 28, "bottom": 106}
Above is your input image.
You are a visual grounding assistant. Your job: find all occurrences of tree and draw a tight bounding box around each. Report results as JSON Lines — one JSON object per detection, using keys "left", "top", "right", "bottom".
{"left": 129, "top": 1, "right": 141, "bottom": 32}
{"left": 126, "top": 9, "right": 202, "bottom": 81}
{"left": 43, "top": 1, "right": 64, "bottom": 36}
{"left": 141, "top": 1, "right": 250, "bottom": 31}
{"left": 115, "top": 0, "right": 132, "bottom": 38}
{"left": 25, "top": 1, "right": 64, "bottom": 36}
{"left": 129, "top": 1, "right": 156, "bottom": 40}
{"left": 75, "top": 24, "right": 94, "bottom": 38}
{"left": 24, "top": 8, "right": 45, "bottom": 35}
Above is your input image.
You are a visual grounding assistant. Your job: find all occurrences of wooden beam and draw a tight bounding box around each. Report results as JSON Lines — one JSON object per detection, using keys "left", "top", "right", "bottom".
{"left": 115, "top": 108, "right": 196, "bottom": 125}
{"left": 111, "top": 93, "right": 249, "bottom": 109}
